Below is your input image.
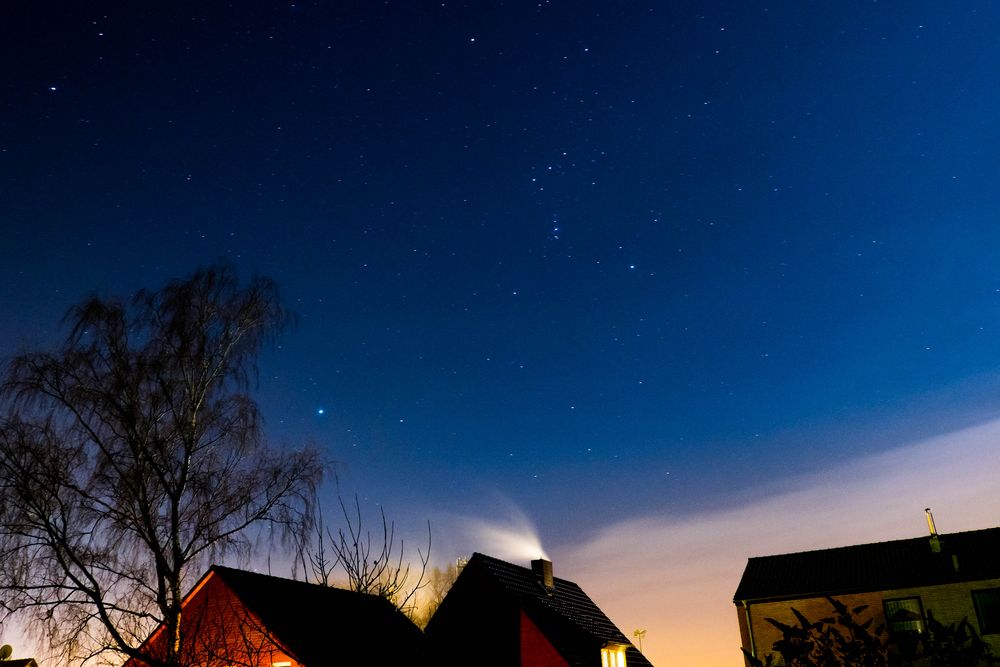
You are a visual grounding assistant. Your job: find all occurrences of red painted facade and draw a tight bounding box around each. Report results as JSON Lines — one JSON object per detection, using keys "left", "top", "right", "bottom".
{"left": 126, "top": 571, "right": 296, "bottom": 667}
{"left": 519, "top": 611, "right": 570, "bottom": 667}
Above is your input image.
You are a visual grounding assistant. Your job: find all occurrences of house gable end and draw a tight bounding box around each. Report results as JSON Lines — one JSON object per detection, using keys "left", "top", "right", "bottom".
{"left": 521, "top": 610, "right": 570, "bottom": 667}
{"left": 428, "top": 553, "right": 653, "bottom": 667}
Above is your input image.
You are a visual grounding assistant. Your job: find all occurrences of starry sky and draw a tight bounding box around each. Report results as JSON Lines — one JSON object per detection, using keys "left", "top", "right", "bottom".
{"left": 4, "top": 3, "right": 1000, "bottom": 665}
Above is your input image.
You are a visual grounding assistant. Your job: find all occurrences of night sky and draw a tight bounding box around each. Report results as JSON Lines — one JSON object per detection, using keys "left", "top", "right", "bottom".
{"left": 5, "top": 3, "right": 1000, "bottom": 665}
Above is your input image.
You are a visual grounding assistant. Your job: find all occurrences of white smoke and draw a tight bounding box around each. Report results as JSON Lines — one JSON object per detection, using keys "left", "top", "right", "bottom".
{"left": 448, "top": 495, "right": 549, "bottom": 562}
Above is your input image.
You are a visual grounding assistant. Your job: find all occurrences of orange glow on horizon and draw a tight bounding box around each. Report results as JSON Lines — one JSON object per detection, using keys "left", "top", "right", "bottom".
{"left": 559, "top": 418, "right": 1000, "bottom": 666}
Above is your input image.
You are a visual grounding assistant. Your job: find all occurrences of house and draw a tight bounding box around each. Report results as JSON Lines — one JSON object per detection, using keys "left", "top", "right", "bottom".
{"left": 425, "top": 552, "right": 653, "bottom": 667}
{"left": 0, "top": 661, "right": 36, "bottom": 667}
{"left": 733, "top": 517, "right": 1000, "bottom": 665}
{"left": 127, "top": 565, "right": 426, "bottom": 667}
{"left": 0, "top": 645, "right": 37, "bottom": 667}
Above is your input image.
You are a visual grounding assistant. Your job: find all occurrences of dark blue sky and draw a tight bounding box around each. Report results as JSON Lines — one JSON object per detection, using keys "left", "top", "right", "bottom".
{"left": 4, "top": 1, "right": 1000, "bottom": 555}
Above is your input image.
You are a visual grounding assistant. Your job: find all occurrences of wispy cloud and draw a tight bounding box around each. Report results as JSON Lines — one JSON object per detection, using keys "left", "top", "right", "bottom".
{"left": 555, "top": 418, "right": 1000, "bottom": 666}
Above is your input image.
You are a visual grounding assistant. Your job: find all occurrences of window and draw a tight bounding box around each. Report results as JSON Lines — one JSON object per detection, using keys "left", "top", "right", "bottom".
{"left": 601, "top": 645, "right": 627, "bottom": 667}
{"left": 973, "top": 589, "right": 1000, "bottom": 635}
{"left": 884, "top": 597, "right": 925, "bottom": 635}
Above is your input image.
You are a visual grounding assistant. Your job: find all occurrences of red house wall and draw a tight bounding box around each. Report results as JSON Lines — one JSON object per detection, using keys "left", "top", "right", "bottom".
{"left": 520, "top": 610, "right": 570, "bottom": 667}
{"left": 127, "top": 572, "right": 296, "bottom": 667}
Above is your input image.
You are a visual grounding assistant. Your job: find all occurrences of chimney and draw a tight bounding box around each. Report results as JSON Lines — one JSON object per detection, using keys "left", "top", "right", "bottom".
{"left": 926, "top": 508, "right": 942, "bottom": 553}
{"left": 531, "top": 558, "right": 554, "bottom": 592}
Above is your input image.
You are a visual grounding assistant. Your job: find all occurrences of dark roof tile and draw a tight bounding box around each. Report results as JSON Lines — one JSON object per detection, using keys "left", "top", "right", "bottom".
{"left": 211, "top": 566, "right": 425, "bottom": 665}
{"left": 467, "top": 553, "right": 653, "bottom": 667}
{"left": 1, "top": 660, "right": 38, "bottom": 667}
{"left": 734, "top": 527, "right": 1000, "bottom": 603}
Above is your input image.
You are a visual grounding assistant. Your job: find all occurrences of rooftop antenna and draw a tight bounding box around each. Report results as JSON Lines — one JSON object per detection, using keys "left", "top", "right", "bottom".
{"left": 0, "top": 645, "right": 13, "bottom": 661}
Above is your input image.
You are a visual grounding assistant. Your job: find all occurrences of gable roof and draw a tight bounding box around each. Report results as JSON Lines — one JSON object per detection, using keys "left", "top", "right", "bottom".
{"left": 209, "top": 566, "right": 425, "bottom": 664}
{"left": 734, "top": 527, "right": 1000, "bottom": 603}
{"left": 461, "top": 553, "right": 653, "bottom": 666}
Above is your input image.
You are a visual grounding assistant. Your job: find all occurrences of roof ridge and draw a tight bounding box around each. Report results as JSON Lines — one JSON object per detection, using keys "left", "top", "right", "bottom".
{"left": 469, "top": 552, "right": 578, "bottom": 585}
{"left": 210, "top": 564, "right": 405, "bottom": 608}
{"left": 735, "top": 525, "right": 1000, "bottom": 603}
{"left": 745, "top": 526, "right": 1000, "bottom": 560}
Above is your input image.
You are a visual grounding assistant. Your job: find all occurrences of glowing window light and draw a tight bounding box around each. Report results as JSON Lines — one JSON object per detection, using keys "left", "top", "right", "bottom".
{"left": 600, "top": 646, "right": 626, "bottom": 667}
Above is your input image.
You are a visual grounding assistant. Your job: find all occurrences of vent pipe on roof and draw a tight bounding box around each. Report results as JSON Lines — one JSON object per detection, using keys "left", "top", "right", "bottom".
{"left": 925, "top": 508, "right": 938, "bottom": 536}
{"left": 926, "top": 508, "right": 942, "bottom": 554}
{"left": 531, "top": 558, "right": 554, "bottom": 592}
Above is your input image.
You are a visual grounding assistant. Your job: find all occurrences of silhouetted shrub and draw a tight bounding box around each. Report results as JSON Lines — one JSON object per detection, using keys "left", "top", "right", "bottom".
{"left": 742, "top": 597, "right": 997, "bottom": 667}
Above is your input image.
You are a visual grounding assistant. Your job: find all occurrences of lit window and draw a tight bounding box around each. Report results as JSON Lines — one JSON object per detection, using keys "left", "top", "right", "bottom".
{"left": 884, "top": 597, "right": 925, "bottom": 635}
{"left": 600, "top": 645, "right": 627, "bottom": 667}
{"left": 973, "top": 589, "right": 1000, "bottom": 635}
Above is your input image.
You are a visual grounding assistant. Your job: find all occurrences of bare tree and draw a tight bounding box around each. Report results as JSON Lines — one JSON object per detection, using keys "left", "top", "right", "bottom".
{"left": 180, "top": 578, "right": 289, "bottom": 667}
{"left": 413, "top": 559, "right": 463, "bottom": 628}
{"left": 0, "top": 266, "right": 323, "bottom": 667}
{"left": 307, "top": 495, "right": 430, "bottom": 619}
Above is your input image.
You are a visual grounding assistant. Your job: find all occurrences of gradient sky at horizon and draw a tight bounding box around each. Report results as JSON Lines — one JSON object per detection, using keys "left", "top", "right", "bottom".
{"left": 4, "top": 2, "right": 1000, "bottom": 665}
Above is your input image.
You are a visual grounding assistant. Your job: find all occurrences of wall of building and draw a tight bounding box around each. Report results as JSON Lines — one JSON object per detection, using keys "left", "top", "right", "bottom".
{"left": 520, "top": 611, "right": 570, "bottom": 667}
{"left": 125, "top": 573, "right": 296, "bottom": 667}
{"left": 740, "top": 577, "right": 1000, "bottom": 664}
{"left": 179, "top": 574, "right": 296, "bottom": 667}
